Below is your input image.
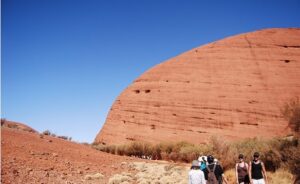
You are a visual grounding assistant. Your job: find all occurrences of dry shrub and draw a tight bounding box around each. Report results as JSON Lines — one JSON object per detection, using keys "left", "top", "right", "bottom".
{"left": 92, "top": 143, "right": 106, "bottom": 152}
{"left": 93, "top": 137, "right": 299, "bottom": 180}
{"left": 160, "top": 152, "right": 169, "bottom": 160}
{"left": 107, "top": 145, "right": 117, "bottom": 154}
{"left": 168, "top": 152, "right": 179, "bottom": 161}
{"left": 116, "top": 145, "right": 126, "bottom": 156}
{"left": 224, "top": 169, "right": 236, "bottom": 183}
{"left": 159, "top": 142, "right": 175, "bottom": 154}
{"left": 225, "top": 168, "right": 294, "bottom": 184}
{"left": 279, "top": 138, "right": 300, "bottom": 180}
{"left": 42, "top": 130, "right": 51, "bottom": 136}
{"left": 93, "top": 144, "right": 117, "bottom": 154}
{"left": 178, "top": 145, "right": 200, "bottom": 162}
{"left": 209, "top": 136, "right": 232, "bottom": 170}
{"left": 108, "top": 172, "right": 133, "bottom": 184}
{"left": 151, "top": 144, "right": 162, "bottom": 160}
{"left": 281, "top": 96, "right": 300, "bottom": 136}
{"left": 268, "top": 168, "right": 294, "bottom": 184}
{"left": 124, "top": 142, "right": 150, "bottom": 157}
{"left": 264, "top": 149, "right": 282, "bottom": 172}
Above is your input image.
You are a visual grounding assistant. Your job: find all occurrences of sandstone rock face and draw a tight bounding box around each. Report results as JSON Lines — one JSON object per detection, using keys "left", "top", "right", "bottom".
{"left": 95, "top": 28, "right": 300, "bottom": 145}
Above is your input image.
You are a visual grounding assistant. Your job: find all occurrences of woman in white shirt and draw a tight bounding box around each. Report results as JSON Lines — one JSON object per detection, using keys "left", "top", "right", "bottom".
{"left": 189, "top": 160, "right": 206, "bottom": 184}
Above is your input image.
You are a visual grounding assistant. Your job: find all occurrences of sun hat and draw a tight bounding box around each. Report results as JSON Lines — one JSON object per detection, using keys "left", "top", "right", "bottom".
{"left": 192, "top": 160, "right": 200, "bottom": 167}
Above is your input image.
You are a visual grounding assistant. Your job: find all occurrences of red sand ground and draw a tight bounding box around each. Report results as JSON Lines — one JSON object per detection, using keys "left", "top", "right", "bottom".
{"left": 1, "top": 125, "right": 142, "bottom": 184}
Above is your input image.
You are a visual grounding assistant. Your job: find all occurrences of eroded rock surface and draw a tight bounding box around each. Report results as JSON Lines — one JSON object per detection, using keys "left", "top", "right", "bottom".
{"left": 95, "top": 28, "right": 300, "bottom": 145}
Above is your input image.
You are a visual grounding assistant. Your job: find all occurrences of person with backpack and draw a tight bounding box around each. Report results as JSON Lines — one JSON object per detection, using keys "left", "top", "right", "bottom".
{"left": 203, "top": 155, "right": 228, "bottom": 184}
{"left": 249, "top": 152, "right": 268, "bottom": 184}
{"left": 198, "top": 155, "right": 207, "bottom": 171}
{"left": 235, "top": 154, "right": 250, "bottom": 184}
{"left": 189, "top": 160, "right": 206, "bottom": 184}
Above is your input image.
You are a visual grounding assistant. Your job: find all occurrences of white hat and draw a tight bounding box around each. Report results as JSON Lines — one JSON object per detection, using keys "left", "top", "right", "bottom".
{"left": 192, "top": 160, "right": 200, "bottom": 167}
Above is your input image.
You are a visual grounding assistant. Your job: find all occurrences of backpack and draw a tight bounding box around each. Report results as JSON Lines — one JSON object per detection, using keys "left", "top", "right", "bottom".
{"left": 200, "top": 161, "right": 207, "bottom": 170}
{"left": 207, "top": 164, "right": 218, "bottom": 184}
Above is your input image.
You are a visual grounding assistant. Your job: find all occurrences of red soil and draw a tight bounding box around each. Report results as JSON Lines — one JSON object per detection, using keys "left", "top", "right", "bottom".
{"left": 1, "top": 126, "right": 140, "bottom": 184}
{"left": 1, "top": 120, "right": 38, "bottom": 133}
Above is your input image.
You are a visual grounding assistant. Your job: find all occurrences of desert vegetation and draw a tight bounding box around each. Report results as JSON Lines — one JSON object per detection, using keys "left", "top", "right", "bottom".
{"left": 94, "top": 137, "right": 299, "bottom": 182}
{"left": 93, "top": 137, "right": 298, "bottom": 171}
{"left": 281, "top": 96, "right": 300, "bottom": 137}
{"left": 93, "top": 137, "right": 298, "bottom": 183}
{"left": 42, "top": 130, "right": 72, "bottom": 141}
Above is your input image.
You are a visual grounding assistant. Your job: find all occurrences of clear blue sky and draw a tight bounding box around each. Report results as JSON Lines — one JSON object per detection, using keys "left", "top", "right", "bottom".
{"left": 2, "top": 0, "right": 300, "bottom": 143}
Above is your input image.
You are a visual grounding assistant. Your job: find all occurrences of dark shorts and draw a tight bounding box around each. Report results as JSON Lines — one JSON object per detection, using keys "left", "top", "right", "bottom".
{"left": 238, "top": 175, "right": 250, "bottom": 184}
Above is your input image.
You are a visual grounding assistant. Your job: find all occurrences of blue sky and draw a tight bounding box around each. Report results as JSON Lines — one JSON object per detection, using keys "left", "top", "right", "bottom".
{"left": 2, "top": 0, "right": 300, "bottom": 143}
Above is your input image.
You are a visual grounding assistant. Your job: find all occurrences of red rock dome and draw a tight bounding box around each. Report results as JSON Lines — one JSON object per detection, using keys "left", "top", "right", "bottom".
{"left": 95, "top": 28, "right": 300, "bottom": 145}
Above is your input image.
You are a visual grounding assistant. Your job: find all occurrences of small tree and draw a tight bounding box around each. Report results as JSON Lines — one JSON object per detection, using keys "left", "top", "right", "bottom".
{"left": 281, "top": 97, "right": 300, "bottom": 137}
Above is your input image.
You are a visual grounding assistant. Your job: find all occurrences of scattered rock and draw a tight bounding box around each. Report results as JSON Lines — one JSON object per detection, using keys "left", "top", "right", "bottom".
{"left": 44, "top": 172, "right": 49, "bottom": 177}
{"left": 61, "top": 176, "right": 67, "bottom": 180}
{"left": 52, "top": 153, "right": 58, "bottom": 157}
{"left": 26, "top": 168, "right": 33, "bottom": 173}
{"left": 12, "top": 169, "right": 19, "bottom": 176}
{"left": 44, "top": 167, "right": 54, "bottom": 171}
{"left": 111, "top": 165, "right": 118, "bottom": 170}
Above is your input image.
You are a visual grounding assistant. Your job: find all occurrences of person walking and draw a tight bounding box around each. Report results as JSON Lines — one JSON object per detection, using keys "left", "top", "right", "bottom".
{"left": 203, "top": 155, "right": 228, "bottom": 184}
{"left": 249, "top": 152, "right": 268, "bottom": 184}
{"left": 189, "top": 160, "right": 206, "bottom": 184}
{"left": 235, "top": 154, "right": 250, "bottom": 184}
{"left": 198, "top": 155, "right": 207, "bottom": 171}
